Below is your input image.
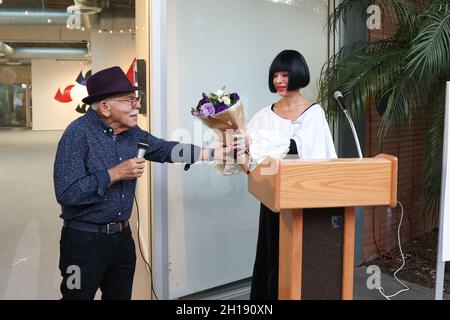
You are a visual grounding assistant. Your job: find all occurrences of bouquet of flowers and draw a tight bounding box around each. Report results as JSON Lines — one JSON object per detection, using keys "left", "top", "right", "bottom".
{"left": 191, "top": 87, "right": 249, "bottom": 175}
{"left": 191, "top": 88, "right": 240, "bottom": 119}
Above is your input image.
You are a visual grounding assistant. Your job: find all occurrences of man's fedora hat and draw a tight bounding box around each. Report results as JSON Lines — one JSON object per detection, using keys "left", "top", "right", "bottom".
{"left": 82, "top": 66, "right": 139, "bottom": 105}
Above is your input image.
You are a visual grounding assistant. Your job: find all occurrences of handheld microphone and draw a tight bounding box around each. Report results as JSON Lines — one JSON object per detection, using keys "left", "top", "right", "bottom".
{"left": 137, "top": 140, "right": 150, "bottom": 158}
{"left": 333, "top": 91, "right": 363, "bottom": 159}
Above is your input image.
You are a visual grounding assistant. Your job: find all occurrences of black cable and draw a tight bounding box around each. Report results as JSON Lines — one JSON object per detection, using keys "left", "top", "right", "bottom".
{"left": 134, "top": 195, "right": 159, "bottom": 300}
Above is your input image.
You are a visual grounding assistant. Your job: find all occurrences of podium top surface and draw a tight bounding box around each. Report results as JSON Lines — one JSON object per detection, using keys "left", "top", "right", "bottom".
{"left": 248, "top": 154, "right": 398, "bottom": 212}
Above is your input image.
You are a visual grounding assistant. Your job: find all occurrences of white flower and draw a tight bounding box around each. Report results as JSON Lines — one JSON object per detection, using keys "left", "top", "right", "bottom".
{"left": 215, "top": 89, "right": 224, "bottom": 98}
{"left": 222, "top": 96, "right": 231, "bottom": 106}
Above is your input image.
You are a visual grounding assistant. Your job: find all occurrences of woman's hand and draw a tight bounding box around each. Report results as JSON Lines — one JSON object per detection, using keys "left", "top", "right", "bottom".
{"left": 212, "top": 144, "right": 234, "bottom": 161}
{"left": 231, "top": 130, "right": 252, "bottom": 156}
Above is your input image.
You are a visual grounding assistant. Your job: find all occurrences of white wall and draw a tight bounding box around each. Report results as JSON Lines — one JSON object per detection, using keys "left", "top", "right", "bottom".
{"left": 90, "top": 31, "right": 136, "bottom": 73}
{"left": 0, "top": 26, "right": 89, "bottom": 43}
{"left": 31, "top": 60, "right": 90, "bottom": 131}
{"left": 131, "top": 0, "right": 153, "bottom": 300}
{"left": 31, "top": 31, "right": 136, "bottom": 132}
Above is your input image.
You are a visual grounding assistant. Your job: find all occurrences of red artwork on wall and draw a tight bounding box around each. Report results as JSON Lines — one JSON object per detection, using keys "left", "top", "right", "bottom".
{"left": 54, "top": 85, "right": 75, "bottom": 103}
{"left": 54, "top": 60, "right": 136, "bottom": 114}
{"left": 126, "top": 58, "right": 137, "bottom": 85}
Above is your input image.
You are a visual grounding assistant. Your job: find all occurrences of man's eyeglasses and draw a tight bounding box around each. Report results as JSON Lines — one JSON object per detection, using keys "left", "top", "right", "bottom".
{"left": 106, "top": 92, "right": 145, "bottom": 107}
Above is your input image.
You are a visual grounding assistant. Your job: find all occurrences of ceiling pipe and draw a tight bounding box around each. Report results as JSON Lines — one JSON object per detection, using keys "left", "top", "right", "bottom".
{"left": 0, "top": 42, "right": 89, "bottom": 61}
{"left": 0, "top": 8, "right": 133, "bottom": 30}
{"left": 0, "top": 10, "right": 70, "bottom": 26}
{"left": 14, "top": 47, "right": 89, "bottom": 60}
{"left": 0, "top": 9, "right": 97, "bottom": 28}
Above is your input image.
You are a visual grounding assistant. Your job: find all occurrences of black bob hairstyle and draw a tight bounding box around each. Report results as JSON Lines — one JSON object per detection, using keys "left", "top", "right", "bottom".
{"left": 268, "top": 50, "right": 310, "bottom": 93}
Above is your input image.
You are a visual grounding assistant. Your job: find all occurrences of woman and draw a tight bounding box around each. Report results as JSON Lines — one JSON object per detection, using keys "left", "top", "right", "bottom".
{"left": 235, "top": 50, "right": 337, "bottom": 300}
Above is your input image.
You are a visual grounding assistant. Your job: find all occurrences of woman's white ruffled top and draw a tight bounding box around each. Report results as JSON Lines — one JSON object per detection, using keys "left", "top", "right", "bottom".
{"left": 247, "top": 104, "right": 337, "bottom": 164}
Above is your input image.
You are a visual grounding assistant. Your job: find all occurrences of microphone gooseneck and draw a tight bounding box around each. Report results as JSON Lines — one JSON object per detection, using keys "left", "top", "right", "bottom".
{"left": 334, "top": 91, "right": 347, "bottom": 113}
{"left": 333, "top": 91, "right": 363, "bottom": 159}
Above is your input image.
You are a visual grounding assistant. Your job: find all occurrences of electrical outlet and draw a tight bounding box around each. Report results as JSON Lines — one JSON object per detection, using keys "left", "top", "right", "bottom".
{"left": 331, "top": 215, "right": 343, "bottom": 229}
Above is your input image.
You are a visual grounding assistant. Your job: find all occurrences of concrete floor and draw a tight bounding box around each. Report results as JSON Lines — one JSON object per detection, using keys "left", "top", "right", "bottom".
{"left": 185, "top": 266, "right": 447, "bottom": 300}
{"left": 0, "top": 129, "right": 63, "bottom": 299}
{"left": 0, "top": 129, "right": 447, "bottom": 300}
{"left": 353, "top": 266, "right": 449, "bottom": 300}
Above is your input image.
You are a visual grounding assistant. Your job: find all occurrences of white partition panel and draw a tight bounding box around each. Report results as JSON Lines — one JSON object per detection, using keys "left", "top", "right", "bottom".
{"left": 440, "top": 83, "right": 450, "bottom": 262}
{"left": 164, "top": 0, "right": 329, "bottom": 298}
{"left": 436, "top": 82, "right": 450, "bottom": 300}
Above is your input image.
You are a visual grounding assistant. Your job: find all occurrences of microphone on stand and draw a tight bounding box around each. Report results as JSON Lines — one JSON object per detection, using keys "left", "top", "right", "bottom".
{"left": 333, "top": 91, "right": 363, "bottom": 159}
{"left": 137, "top": 140, "right": 150, "bottom": 158}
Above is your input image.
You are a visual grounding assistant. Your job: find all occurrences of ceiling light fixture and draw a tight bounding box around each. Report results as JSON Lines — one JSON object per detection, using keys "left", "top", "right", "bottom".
{"left": 67, "top": 4, "right": 102, "bottom": 15}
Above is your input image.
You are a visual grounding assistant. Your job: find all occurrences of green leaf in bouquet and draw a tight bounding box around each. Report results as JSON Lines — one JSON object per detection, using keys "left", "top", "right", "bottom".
{"left": 209, "top": 96, "right": 219, "bottom": 104}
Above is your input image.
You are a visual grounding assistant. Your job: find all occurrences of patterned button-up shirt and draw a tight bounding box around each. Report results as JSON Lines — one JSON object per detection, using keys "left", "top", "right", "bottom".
{"left": 53, "top": 109, "right": 200, "bottom": 224}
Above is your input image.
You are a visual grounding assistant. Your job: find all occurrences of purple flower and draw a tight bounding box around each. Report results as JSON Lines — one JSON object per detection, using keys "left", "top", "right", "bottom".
{"left": 214, "top": 102, "right": 228, "bottom": 114}
{"left": 230, "top": 93, "right": 240, "bottom": 101}
{"left": 197, "top": 93, "right": 210, "bottom": 107}
{"left": 201, "top": 103, "right": 216, "bottom": 117}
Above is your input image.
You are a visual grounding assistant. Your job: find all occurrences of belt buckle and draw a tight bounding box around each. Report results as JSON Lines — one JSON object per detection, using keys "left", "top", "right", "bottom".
{"left": 106, "top": 222, "right": 118, "bottom": 235}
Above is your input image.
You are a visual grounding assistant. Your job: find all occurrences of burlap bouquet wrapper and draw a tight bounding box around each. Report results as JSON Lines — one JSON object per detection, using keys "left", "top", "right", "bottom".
{"left": 197, "top": 100, "right": 250, "bottom": 175}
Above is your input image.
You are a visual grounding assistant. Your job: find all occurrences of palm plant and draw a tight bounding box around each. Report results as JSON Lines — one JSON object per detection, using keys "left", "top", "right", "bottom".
{"left": 319, "top": 0, "right": 450, "bottom": 215}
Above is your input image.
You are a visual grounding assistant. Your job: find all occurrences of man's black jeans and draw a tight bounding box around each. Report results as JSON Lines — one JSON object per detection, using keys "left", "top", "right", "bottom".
{"left": 59, "top": 225, "right": 136, "bottom": 300}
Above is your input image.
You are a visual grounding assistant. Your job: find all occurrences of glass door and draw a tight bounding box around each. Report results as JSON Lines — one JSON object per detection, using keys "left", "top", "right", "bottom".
{"left": 155, "top": 0, "right": 331, "bottom": 299}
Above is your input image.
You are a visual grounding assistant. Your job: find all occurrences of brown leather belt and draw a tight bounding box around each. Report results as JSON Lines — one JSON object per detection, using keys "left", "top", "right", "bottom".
{"left": 64, "top": 220, "right": 130, "bottom": 235}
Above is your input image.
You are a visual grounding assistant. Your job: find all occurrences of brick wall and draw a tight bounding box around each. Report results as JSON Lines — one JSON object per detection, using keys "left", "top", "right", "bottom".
{"left": 363, "top": 0, "right": 437, "bottom": 262}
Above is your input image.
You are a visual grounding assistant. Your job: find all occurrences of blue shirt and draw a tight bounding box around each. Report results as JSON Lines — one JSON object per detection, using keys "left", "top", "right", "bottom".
{"left": 54, "top": 109, "right": 200, "bottom": 224}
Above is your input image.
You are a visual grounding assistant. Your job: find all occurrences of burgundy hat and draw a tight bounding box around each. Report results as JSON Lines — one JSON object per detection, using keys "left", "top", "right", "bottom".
{"left": 82, "top": 66, "right": 139, "bottom": 105}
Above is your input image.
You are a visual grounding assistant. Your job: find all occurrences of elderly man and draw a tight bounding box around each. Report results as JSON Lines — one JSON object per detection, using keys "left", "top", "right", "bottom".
{"left": 54, "top": 66, "right": 226, "bottom": 300}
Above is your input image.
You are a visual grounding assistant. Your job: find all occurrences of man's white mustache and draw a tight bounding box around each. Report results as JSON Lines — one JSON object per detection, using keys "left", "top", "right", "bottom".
{"left": 130, "top": 111, "right": 139, "bottom": 116}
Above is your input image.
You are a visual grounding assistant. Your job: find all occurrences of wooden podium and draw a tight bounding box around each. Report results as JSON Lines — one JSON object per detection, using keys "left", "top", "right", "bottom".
{"left": 248, "top": 154, "right": 398, "bottom": 300}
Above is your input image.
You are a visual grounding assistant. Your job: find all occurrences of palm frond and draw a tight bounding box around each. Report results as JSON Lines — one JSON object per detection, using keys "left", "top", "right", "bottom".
{"left": 319, "top": 40, "right": 408, "bottom": 122}
{"left": 424, "top": 104, "right": 445, "bottom": 215}
{"left": 406, "top": 5, "right": 450, "bottom": 84}
{"left": 378, "top": 0, "right": 420, "bottom": 30}
{"left": 328, "top": 0, "right": 418, "bottom": 34}
{"left": 322, "top": 0, "right": 450, "bottom": 217}
{"left": 378, "top": 82, "right": 411, "bottom": 139}
{"left": 328, "top": 0, "right": 371, "bottom": 34}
